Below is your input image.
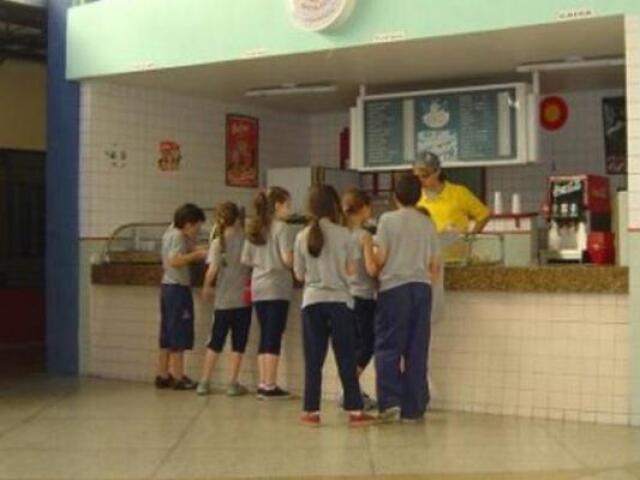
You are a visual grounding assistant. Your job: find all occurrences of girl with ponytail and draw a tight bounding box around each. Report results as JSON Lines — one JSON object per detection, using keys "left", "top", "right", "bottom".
{"left": 293, "top": 184, "right": 375, "bottom": 427}
{"left": 241, "top": 187, "right": 294, "bottom": 400}
{"left": 341, "top": 188, "right": 378, "bottom": 410}
{"left": 198, "top": 202, "right": 252, "bottom": 396}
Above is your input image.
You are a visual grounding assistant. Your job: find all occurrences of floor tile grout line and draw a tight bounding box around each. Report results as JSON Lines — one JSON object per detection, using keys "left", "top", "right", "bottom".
{"left": 539, "top": 421, "right": 593, "bottom": 472}
{"left": 147, "top": 396, "right": 210, "bottom": 480}
{"left": 0, "top": 391, "right": 73, "bottom": 441}
{"left": 364, "top": 426, "right": 377, "bottom": 476}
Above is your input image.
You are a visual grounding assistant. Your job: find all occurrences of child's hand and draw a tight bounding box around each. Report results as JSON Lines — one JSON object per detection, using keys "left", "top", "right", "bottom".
{"left": 193, "top": 248, "right": 208, "bottom": 262}
{"left": 360, "top": 231, "right": 374, "bottom": 248}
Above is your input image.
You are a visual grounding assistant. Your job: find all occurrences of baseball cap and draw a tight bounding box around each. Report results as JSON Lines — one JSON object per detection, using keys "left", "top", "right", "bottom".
{"left": 413, "top": 151, "right": 441, "bottom": 171}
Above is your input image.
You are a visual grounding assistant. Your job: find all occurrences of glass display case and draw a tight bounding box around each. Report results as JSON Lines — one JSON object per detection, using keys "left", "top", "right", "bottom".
{"left": 101, "top": 210, "right": 215, "bottom": 264}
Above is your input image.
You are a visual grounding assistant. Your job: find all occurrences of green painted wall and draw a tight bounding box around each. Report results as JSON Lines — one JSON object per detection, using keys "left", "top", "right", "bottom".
{"left": 67, "top": 0, "right": 640, "bottom": 80}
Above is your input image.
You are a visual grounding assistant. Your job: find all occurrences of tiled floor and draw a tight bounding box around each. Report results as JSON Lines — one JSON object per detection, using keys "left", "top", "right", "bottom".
{"left": 0, "top": 376, "right": 640, "bottom": 480}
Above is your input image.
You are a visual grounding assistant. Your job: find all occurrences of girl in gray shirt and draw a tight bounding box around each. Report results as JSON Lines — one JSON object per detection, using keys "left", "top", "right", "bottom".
{"left": 197, "top": 202, "right": 252, "bottom": 397}
{"left": 342, "top": 188, "right": 379, "bottom": 410}
{"left": 241, "top": 187, "right": 294, "bottom": 400}
{"left": 294, "top": 184, "right": 375, "bottom": 427}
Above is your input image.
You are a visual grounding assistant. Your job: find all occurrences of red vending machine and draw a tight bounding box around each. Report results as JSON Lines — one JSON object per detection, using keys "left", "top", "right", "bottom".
{"left": 542, "top": 174, "right": 614, "bottom": 264}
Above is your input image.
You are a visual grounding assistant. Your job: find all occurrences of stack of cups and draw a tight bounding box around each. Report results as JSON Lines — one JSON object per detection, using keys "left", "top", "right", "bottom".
{"left": 511, "top": 193, "right": 521, "bottom": 214}
{"left": 493, "top": 191, "right": 503, "bottom": 214}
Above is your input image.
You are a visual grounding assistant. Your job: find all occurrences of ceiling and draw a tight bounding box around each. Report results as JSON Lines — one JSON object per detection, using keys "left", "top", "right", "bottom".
{"left": 0, "top": 0, "right": 46, "bottom": 64}
{"left": 103, "top": 16, "right": 626, "bottom": 113}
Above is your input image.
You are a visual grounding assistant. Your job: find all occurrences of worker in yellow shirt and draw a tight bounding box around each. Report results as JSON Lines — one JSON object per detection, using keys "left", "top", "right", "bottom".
{"left": 414, "top": 152, "right": 490, "bottom": 235}
{"left": 413, "top": 151, "right": 490, "bottom": 408}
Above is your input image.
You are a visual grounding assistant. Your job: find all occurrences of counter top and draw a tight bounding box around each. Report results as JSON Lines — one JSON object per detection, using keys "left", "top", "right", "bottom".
{"left": 444, "top": 265, "right": 628, "bottom": 294}
{"left": 92, "top": 263, "right": 205, "bottom": 287}
{"left": 92, "top": 263, "right": 628, "bottom": 294}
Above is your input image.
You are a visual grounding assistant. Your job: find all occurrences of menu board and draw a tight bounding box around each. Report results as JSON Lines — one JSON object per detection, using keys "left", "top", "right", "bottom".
{"left": 359, "top": 84, "right": 526, "bottom": 170}
{"left": 364, "top": 99, "right": 404, "bottom": 166}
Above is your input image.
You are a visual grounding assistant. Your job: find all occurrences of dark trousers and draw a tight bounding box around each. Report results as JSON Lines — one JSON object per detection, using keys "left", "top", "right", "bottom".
{"left": 302, "top": 302, "right": 364, "bottom": 412}
{"left": 207, "top": 307, "right": 252, "bottom": 353}
{"left": 254, "top": 300, "right": 289, "bottom": 355}
{"left": 375, "top": 283, "right": 431, "bottom": 419}
{"left": 353, "top": 297, "right": 376, "bottom": 370}
{"left": 159, "top": 284, "right": 194, "bottom": 351}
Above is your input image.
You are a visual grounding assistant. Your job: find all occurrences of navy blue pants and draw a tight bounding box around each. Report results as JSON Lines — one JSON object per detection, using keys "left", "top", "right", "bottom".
{"left": 207, "top": 307, "right": 252, "bottom": 353}
{"left": 302, "top": 302, "right": 364, "bottom": 412}
{"left": 159, "top": 284, "right": 194, "bottom": 351}
{"left": 375, "top": 283, "right": 431, "bottom": 419}
{"left": 254, "top": 300, "right": 289, "bottom": 355}
{"left": 353, "top": 297, "right": 376, "bottom": 370}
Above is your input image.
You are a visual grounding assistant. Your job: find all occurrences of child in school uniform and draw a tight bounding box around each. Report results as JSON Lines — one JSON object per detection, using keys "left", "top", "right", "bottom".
{"left": 197, "top": 202, "right": 252, "bottom": 396}
{"left": 372, "top": 174, "right": 440, "bottom": 421}
{"left": 155, "top": 203, "right": 208, "bottom": 391}
{"left": 294, "top": 184, "right": 376, "bottom": 427}
{"left": 341, "top": 188, "right": 379, "bottom": 410}
{"left": 241, "top": 187, "right": 294, "bottom": 400}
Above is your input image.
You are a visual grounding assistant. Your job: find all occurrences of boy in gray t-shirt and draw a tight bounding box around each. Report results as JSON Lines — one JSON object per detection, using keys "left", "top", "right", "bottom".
{"left": 372, "top": 174, "right": 440, "bottom": 422}
{"left": 157, "top": 203, "right": 207, "bottom": 391}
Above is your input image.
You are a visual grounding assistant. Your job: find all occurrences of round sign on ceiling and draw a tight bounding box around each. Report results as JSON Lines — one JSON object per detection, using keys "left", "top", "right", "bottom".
{"left": 288, "top": 0, "right": 357, "bottom": 32}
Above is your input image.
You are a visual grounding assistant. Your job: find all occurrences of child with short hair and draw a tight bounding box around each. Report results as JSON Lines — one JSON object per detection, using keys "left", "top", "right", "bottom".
{"left": 197, "top": 202, "right": 252, "bottom": 396}
{"left": 373, "top": 174, "right": 440, "bottom": 421}
{"left": 241, "top": 187, "right": 294, "bottom": 400}
{"left": 156, "top": 203, "right": 207, "bottom": 390}
{"left": 341, "top": 188, "right": 379, "bottom": 410}
{"left": 294, "top": 184, "right": 376, "bottom": 427}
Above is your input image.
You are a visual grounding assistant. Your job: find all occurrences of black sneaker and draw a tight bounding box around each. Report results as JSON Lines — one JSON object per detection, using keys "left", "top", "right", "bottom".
{"left": 154, "top": 374, "right": 174, "bottom": 389}
{"left": 258, "top": 386, "right": 291, "bottom": 400}
{"left": 256, "top": 387, "right": 267, "bottom": 399}
{"left": 173, "top": 376, "right": 197, "bottom": 390}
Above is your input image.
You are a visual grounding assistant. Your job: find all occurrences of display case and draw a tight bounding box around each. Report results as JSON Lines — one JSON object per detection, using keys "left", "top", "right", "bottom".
{"left": 100, "top": 216, "right": 214, "bottom": 264}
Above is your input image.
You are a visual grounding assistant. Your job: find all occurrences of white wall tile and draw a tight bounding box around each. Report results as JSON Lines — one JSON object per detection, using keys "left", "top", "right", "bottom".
{"left": 79, "top": 82, "right": 311, "bottom": 238}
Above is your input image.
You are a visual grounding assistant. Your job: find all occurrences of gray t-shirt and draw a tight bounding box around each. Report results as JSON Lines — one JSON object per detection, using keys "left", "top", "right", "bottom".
{"left": 207, "top": 229, "right": 251, "bottom": 311}
{"left": 375, "top": 208, "right": 440, "bottom": 292}
{"left": 349, "top": 227, "right": 377, "bottom": 300}
{"left": 294, "top": 218, "right": 360, "bottom": 309}
{"left": 161, "top": 227, "right": 191, "bottom": 286}
{"left": 241, "top": 220, "right": 294, "bottom": 302}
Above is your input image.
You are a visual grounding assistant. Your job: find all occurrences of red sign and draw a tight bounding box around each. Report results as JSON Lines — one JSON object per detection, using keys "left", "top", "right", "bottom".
{"left": 226, "top": 114, "right": 259, "bottom": 188}
{"left": 540, "top": 96, "right": 569, "bottom": 131}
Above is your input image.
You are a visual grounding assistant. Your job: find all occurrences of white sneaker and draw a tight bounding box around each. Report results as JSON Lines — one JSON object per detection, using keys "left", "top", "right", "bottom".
{"left": 196, "top": 381, "right": 210, "bottom": 396}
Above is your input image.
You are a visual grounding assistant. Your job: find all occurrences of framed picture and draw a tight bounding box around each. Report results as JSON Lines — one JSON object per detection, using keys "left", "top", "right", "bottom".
{"left": 226, "top": 114, "right": 259, "bottom": 187}
{"left": 602, "top": 97, "right": 627, "bottom": 175}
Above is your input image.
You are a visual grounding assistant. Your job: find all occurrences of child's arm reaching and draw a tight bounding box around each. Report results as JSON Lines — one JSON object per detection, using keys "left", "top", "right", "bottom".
{"left": 293, "top": 232, "right": 306, "bottom": 283}
{"left": 167, "top": 248, "right": 207, "bottom": 268}
{"left": 361, "top": 232, "right": 380, "bottom": 277}
{"left": 201, "top": 262, "right": 219, "bottom": 301}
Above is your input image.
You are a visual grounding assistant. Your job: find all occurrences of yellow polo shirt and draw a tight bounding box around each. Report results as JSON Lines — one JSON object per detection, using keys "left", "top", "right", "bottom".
{"left": 416, "top": 181, "right": 490, "bottom": 233}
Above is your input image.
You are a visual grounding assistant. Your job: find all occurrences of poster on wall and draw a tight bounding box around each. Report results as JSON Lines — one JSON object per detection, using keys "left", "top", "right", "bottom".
{"left": 226, "top": 114, "right": 259, "bottom": 188}
{"left": 602, "top": 97, "right": 627, "bottom": 174}
{"left": 157, "top": 140, "right": 182, "bottom": 171}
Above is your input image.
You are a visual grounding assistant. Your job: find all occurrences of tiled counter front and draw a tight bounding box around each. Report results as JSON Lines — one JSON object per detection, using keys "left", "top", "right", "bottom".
{"left": 88, "top": 285, "right": 368, "bottom": 401}
{"left": 431, "top": 292, "right": 631, "bottom": 425}
{"left": 90, "top": 266, "right": 631, "bottom": 425}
